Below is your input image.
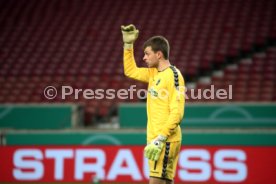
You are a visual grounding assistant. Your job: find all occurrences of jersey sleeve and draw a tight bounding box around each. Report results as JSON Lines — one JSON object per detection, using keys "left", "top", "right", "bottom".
{"left": 124, "top": 49, "right": 150, "bottom": 83}
{"left": 160, "top": 69, "right": 185, "bottom": 137}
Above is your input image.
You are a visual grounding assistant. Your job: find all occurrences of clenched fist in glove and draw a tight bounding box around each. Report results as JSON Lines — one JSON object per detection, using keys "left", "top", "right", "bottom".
{"left": 121, "top": 24, "right": 139, "bottom": 49}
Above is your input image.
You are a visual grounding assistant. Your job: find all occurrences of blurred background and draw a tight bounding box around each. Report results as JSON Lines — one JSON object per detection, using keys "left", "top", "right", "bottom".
{"left": 0, "top": 0, "right": 276, "bottom": 183}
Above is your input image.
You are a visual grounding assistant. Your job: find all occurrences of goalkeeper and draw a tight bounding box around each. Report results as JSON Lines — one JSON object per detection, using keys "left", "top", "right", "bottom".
{"left": 121, "top": 24, "right": 185, "bottom": 184}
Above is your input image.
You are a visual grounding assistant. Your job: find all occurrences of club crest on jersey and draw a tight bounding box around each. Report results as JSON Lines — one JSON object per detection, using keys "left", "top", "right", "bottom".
{"left": 148, "top": 87, "right": 158, "bottom": 97}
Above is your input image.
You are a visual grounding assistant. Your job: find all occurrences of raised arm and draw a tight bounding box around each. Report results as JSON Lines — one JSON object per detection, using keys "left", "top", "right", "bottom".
{"left": 121, "top": 24, "right": 150, "bottom": 83}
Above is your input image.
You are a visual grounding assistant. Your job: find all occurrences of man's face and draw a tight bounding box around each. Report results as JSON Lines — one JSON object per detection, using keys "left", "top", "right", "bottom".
{"left": 143, "top": 46, "right": 159, "bottom": 68}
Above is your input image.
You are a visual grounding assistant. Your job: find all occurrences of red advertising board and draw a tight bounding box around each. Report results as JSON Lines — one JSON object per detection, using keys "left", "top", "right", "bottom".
{"left": 0, "top": 146, "right": 275, "bottom": 183}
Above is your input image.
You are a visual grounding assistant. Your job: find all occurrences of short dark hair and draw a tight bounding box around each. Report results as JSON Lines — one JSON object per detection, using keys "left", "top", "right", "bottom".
{"left": 143, "top": 36, "right": 170, "bottom": 60}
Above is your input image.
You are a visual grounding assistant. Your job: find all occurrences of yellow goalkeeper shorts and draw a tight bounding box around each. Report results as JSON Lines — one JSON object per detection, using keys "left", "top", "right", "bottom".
{"left": 148, "top": 141, "right": 181, "bottom": 181}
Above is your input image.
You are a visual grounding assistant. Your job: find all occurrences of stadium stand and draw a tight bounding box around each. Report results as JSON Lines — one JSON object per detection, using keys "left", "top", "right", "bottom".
{"left": 188, "top": 47, "right": 276, "bottom": 102}
{"left": 0, "top": 0, "right": 275, "bottom": 125}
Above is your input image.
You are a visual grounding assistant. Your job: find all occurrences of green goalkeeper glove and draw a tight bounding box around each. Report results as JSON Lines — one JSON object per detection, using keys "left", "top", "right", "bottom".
{"left": 144, "top": 135, "right": 167, "bottom": 161}
{"left": 121, "top": 24, "right": 139, "bottom": 49}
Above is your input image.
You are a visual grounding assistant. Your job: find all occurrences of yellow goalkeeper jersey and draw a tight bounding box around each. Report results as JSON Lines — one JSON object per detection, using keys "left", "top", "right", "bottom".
{"left": 124, "top": 49, "right": 185, "bottom": 142}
